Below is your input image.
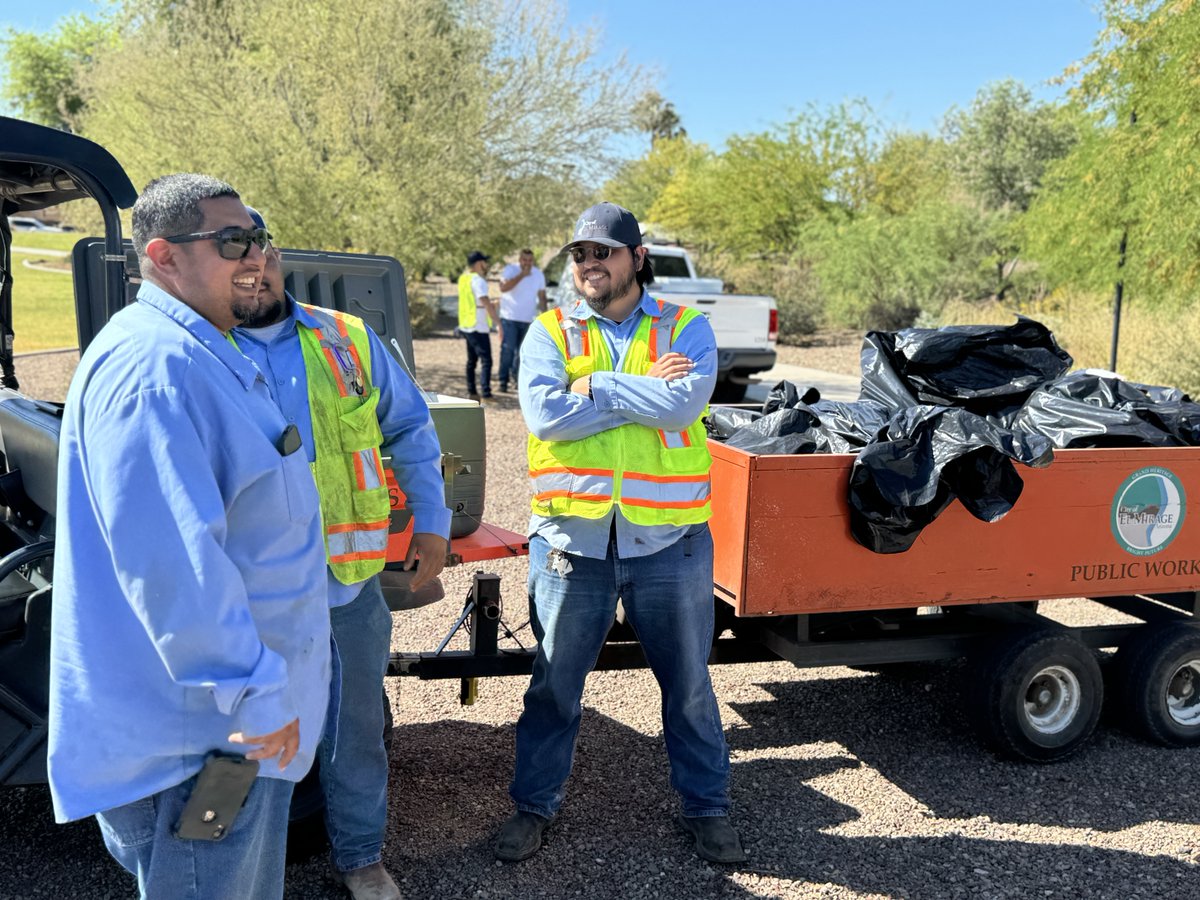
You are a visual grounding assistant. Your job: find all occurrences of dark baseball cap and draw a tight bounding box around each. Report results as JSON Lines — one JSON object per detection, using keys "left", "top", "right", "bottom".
{"left": 560, "top": 202, "right": 642, "bottom": 253}
{"left": 245, "top": 205, "right": 267, "bottom": 230}
{"left": 466, "top": 250, "right": 489, "bottom": 265}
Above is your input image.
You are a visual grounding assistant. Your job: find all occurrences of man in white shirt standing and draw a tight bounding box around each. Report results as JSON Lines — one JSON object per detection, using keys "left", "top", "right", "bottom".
{"left": 495, "top": 248, "right": 546, "bottom": 393}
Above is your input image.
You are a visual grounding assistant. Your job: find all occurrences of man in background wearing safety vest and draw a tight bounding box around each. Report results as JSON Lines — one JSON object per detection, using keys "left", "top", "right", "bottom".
{"left": 496, "top": 202, "right": 746, "bottom": 865}
{"left": 458, "top": 250, "right": 498, "bottom": 401}
{"left": 234, "top": 209, "right": 451, "bottom": 900}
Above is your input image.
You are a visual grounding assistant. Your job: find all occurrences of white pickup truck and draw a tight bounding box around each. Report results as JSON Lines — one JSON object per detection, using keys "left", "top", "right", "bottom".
{"left": 544, "top": 242, "right": 778, "bottom": 402}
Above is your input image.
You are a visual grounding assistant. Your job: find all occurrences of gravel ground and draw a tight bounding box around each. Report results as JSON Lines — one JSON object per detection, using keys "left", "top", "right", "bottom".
{"left": 2, "top": 325, "right": 1198, "bottom": 900}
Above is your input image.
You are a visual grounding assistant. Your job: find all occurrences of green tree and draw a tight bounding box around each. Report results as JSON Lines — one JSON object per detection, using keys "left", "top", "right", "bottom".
{"left": 71, "top": 0, "right": 649, "bottom": 276}
{"left": 2, "top": 13, "right": 118, "bottom": 128}
{"left": 1022, "top": 0, "right": 1200, "bottom": 301}
{"left": 602, "top": 135, "right": 706, "bottom": 228}
{"left": 648, "top": 102, "right": 879, "bottom": 257}
{"left": 943, "top": 79, "right": 1079, "bottom": 213}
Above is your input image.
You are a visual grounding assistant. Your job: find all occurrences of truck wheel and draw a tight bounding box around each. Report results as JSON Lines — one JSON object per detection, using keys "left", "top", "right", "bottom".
{"left": 711, "top": 379, "right": 748, "bottom": 404}
{"left": 970, "top": 632, "right": 1103, "bottom": 763}
{"left": 1114, "top": 624, "right": 1200, "bottom": 747}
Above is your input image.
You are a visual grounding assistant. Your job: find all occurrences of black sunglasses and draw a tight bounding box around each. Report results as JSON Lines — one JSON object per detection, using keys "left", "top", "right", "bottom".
{"left": 164, "top": 226, "right": 273, "bottom": 260}
{"left": 569, "top": 244, "right": 616, "bottom": 264}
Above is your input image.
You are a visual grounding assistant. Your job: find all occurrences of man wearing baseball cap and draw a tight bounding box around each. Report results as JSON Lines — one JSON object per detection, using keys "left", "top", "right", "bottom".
{"left": 457, "top": 251, "right": 498, "bottom": 401}
{"left": 497, "top": 202, "right": 746, "bottom": 864}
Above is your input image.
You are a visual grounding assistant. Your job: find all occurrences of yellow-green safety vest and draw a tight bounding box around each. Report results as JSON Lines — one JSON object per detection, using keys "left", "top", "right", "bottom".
{"left": 458, "top": 271, "right": 491, "bottom": 330}
{"left": 527, "top": 300, "right": 712, "bottom": 526}
{"left": 295, "top": 304, "right": 392, "bottom": 584}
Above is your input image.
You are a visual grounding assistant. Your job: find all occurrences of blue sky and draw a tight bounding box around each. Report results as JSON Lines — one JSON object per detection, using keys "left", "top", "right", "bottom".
{"left": 3, "top": 0, "right": 1105, "bottom": 147}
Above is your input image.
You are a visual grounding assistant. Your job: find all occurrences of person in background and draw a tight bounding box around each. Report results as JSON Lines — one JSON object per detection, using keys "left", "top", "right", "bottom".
{"left": 497, "top": 202, "right": 747, "bottom": 865}
{"left": 458, "top": 250, "right": 498, "bottom": 402}
{"left": 234, "top": 208, "right": 451, "bottom": 900}
{"left": 49, "top": 173, "right": 331, "bottom": 900}
{"left": 495, "top": 248, "right": 547, "bottom": 393}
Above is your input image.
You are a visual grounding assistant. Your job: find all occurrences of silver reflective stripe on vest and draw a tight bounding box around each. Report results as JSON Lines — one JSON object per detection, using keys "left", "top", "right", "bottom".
{"left": 561, "top": 317, "right": 586, "bottom": 358}
{"left": 620, "top": 472, "right": 710, "bottom": 509}
{"left": 327, "top": 525, "right": 389, "bottom": 560}
{"left": 659, "top": 429, "right": 689, "bottom": 449}
{"left": 653, "top": 302, "right": 683, "bottom": 356}
{"left": 357, "top": 449, "right": 383, "bottom": 490}
{"left": 530, "top": 468, "right": 614, "bottom": 501}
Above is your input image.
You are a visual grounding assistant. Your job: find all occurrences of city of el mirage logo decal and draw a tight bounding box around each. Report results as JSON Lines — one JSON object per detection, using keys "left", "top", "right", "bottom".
{"left": 1111, "top": 466, "right": 1186, "bottom": 556}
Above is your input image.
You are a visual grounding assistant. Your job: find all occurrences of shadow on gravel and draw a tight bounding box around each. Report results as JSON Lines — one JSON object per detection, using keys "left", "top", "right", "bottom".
{"left": 743, "top": 830, "right": 1199, "bottom": 900}
{"left": 725, "top": 662, "right": 1200, "bottom": 834}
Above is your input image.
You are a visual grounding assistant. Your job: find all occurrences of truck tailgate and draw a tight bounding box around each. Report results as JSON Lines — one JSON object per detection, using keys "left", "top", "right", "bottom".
{"left": 652, "top": 292, "right": 775, "bottom": 351}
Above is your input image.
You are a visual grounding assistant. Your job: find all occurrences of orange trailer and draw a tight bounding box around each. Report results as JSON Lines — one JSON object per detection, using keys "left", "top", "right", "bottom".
{"left": 706, "top": 439, "right": 1200, "bottom": 763}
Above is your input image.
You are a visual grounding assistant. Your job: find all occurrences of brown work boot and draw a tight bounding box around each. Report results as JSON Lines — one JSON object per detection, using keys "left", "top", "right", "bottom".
{"left": 494, "top": 810, "right": 551, "bottom": 862}
{"left": 678, "top": 814, "right": 748, "bottom": 864}
{"left": 336, "top": 862, "right": 402, "bottom": 900}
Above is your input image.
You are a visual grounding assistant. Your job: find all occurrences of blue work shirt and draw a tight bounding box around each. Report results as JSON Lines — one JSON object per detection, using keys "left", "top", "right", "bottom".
{"left": 517, "top": 290, "right": 717, "bottom": 560}
{"left": 49, "top": 282, "right": 332, "bottom": 823}
{"left": 232, "top": 298, "right": 452, "bottom": 606}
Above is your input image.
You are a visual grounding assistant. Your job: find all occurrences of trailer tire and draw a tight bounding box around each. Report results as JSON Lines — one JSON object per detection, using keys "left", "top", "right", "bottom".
{"left": 971, "top": 631, "right": 1103, "bottom": 763}
{"left": 1114, "top": 623, "right": 1200, "bottom": 747}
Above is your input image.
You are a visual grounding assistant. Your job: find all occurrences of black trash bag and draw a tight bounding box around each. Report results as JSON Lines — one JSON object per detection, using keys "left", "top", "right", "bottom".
{"left": 724, "top": 407, "right": 823, "bottom": 455}
{"left": 848, "top": 406, "right": 1054, "bottom": 554}
{"left": 859, "top": 317, "right": 1072, "bottom": 420}
{"left": 762, "top": 381, "right": 822, "bottom": 415}
{"left": 705, "top": 406, "right": 762, "bottom": 439}
{"left": 807, "top": 398, "right": 892, "bottom": 452}
{"left": 1013, "top": 371, "right": 1200, "bottom": 448}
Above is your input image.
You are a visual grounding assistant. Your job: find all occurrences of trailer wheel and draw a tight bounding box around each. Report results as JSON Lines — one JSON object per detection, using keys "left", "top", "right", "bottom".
{"left": 971, "top": 632, "right": 1103, "bottom": 763}
{"left": 1115, "top": 624, "right": 1200, "bottom": 747}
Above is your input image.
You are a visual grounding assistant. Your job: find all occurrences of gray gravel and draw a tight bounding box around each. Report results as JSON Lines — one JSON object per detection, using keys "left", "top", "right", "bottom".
{"left": 2, "top": 325, "right": 1198, "bottom": 899}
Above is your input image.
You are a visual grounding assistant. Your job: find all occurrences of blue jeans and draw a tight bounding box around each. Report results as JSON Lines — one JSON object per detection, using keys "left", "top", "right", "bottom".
{"left": 498, "top": 318, "right": 531, "bottom": 388}
{"left": 321, "top": 576, "right": 392, "bottom": 872}
{"left": 511, "top": 525, "right": 730, "bottom": 819}
{"left": 464, "top": 331, "right": 492, "bottom": 397}
{"left": 96, "top": 774, "right": 293, "bottom": 900}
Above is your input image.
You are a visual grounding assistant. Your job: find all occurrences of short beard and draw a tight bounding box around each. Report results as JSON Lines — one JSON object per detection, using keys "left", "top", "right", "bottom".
{"left": 581, "top": 265, "right": 637, "bottom": 315}
{"left": 235, "top": 294, "right": 285, "bottom": 328}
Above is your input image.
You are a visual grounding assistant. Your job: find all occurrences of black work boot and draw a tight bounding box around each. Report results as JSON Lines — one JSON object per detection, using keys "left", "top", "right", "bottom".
{"left": 494, "top": 811, "right": 551, "bottom": 862}
{"left": 678, "top": 814, "right": 748, "bottom": 864}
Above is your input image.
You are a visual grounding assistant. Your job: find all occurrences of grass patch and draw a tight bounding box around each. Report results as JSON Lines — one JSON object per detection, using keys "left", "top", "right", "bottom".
{"left": 938, "top": 295, "right": 1200, "bottom": 396}
{"left": 8, "top": 231, "right": 90, "bottom": 254}
{"left": 9, "top": 252, "right": 79, "bottom": 352}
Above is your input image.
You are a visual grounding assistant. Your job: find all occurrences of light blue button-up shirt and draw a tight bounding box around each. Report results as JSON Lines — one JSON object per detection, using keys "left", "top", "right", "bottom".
{"left": 517, "top": 290, "right": 717, "bottom": 560}
{"left": 232, "top": 298, "right": 452, "bottom": 606}
{"left": 49, "top": 282, "right": 332, "bottom": 823}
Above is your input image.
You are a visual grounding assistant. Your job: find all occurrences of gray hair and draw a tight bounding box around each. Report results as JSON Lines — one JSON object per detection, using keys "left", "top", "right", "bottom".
{"left": 132, "top": 173, "right": 240, "bottom": 272}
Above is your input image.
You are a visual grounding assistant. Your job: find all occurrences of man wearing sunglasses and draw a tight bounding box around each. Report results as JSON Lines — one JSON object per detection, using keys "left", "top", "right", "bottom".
{"left": 49, "top": 174, "right": 332, "bottom": 899}
{"left": 497, "top": 202, "right": 746, "bottom": 865}
{"left": 232, "top": 209, "right": 450, "bottom": 900}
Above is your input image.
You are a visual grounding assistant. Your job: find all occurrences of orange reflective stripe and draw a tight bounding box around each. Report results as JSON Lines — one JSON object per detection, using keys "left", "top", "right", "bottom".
{"left": 352, "top": 448, "right": 366, "bottom": 490}
{"left": 621, "top": 497, "right": 710, "bottom": 509}
{"left": 329, "top": 550, "right": 388, "bottom": 564}
{"left": 327, "top": 520, "right": 390, "bottom": 534}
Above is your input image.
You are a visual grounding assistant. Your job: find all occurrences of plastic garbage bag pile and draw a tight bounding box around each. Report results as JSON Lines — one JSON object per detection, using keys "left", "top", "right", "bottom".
{"left": 706, "top": 317, "right": 1200, "bottom": 553}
